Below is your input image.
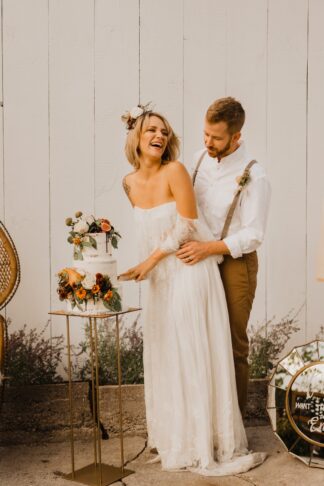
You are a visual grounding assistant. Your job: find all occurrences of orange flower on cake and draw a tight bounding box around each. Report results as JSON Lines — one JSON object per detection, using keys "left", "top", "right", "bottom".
{"left": 92, "top": 284, "right": 100, "bottom": 295}
{"left": 100, "top": 219, "right": 111, "bottom": 232}
{"left": 59, "top": 268, "right": 83, "bottom": 287}
{"left": 76, "top": 287, "right": 86, "bottom": 300}
{"left": 104, "top": 290, "right": 113, "bottom": 301}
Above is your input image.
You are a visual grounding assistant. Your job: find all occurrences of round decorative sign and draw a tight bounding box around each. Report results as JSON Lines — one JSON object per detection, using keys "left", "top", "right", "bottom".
{"left": 267, "top": 340, "right": 324, "bottom": 468}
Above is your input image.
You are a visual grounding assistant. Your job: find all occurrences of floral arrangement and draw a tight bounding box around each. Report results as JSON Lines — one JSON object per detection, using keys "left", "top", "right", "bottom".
{"left": 65, "top": 211, "right": 121, "bottom": 260}
{"left": 121, "top": 102, "right": 153, "bottom": 130}
{"left": 57, "top": 268, "right": 122, "bottom": 312}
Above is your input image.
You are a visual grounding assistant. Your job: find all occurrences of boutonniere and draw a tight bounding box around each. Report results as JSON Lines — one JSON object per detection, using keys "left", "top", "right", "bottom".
{"left": 235, "top": 171, "right": 251, "bottom": 193}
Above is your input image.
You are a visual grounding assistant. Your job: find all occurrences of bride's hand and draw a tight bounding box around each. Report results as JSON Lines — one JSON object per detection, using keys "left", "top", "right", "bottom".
{"left": 119, "top": 256, "right": 157, "bottom": 282}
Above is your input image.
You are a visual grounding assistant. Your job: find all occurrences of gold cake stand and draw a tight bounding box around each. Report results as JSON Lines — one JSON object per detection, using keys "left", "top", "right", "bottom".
{"left": 49, "top": 307, "right": 141, "bottom": 486}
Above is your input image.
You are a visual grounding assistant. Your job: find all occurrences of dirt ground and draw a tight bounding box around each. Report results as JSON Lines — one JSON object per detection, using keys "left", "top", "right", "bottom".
{"left": 0, "top": 426, "right": 323, "bottom": 486}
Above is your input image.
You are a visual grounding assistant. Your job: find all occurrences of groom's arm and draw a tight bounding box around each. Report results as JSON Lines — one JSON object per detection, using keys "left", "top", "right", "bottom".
{"left": 177, "top": 166, "right": 271, "bottom": 264}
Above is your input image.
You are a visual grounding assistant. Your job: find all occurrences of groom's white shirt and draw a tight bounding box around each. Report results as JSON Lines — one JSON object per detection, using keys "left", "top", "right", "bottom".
{"left": 190, "top": 141, "right": 271, "bottom": 259}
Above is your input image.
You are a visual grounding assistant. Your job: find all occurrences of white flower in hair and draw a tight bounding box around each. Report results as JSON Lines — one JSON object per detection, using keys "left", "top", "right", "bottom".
{"left": 130, "top": 106, "right": 144, "bottom": 119}
{"left": 121, "top": 102, "right": 153, "bottom": 130}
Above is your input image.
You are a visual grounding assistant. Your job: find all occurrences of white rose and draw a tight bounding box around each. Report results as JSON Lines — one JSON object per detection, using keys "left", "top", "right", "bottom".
{"left": 130, "top": 106, "right": 144, "bottom": 119}
{"left": 82, "top": 272, "right": 96, "bottom": 290}
{"left": 74, "top": 220, "right": 89, "bottom": 235}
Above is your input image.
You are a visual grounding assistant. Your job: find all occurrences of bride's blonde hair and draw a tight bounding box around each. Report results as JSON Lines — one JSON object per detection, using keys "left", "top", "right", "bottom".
{"left": 125, "top": 112, "right": 180, "bottom": 169}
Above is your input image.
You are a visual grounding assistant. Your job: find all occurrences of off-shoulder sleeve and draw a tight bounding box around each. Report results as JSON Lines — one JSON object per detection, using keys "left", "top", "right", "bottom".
{"left": 158, "top": 213, "right": 223, "bottom": 266}
{"left": 159, "top": 214, "right": 199, "bottom": 253}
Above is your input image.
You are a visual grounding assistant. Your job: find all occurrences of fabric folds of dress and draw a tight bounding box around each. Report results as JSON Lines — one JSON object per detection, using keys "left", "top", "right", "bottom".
{"left": 134, "top": 201, "right": 266, "bottom": 476}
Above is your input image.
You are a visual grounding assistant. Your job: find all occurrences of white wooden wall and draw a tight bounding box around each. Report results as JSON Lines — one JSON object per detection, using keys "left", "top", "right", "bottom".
{"left": 0, "top": 0, "right": 323, "bottom": 349}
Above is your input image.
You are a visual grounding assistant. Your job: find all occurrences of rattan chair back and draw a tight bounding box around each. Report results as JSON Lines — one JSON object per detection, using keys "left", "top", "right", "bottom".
{"left": 0, "top": 221, "right": 20, "bottom": 311}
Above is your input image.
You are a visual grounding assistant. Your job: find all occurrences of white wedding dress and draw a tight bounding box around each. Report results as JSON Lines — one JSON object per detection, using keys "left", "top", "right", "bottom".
{"left": 134, "top": 201, "right": 266, "bottom": 476}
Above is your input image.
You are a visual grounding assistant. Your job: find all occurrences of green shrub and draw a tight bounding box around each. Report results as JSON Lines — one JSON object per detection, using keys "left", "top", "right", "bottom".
{"left": 72, "top": 316, "right": 144, "bottom": 385}
{"left": 248, "top": 311, "right": 300, "bottom": 379}
{"left": 5, "top": 319, "right": 64, "bottom": 385}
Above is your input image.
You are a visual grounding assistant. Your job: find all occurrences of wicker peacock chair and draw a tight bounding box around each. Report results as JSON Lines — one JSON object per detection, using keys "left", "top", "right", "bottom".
{"left": 0, "top": 221, "right": 20, "bottom": 412}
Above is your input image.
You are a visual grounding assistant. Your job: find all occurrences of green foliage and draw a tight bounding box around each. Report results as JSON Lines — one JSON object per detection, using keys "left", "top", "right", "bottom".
{"left": 72, "top": 317, "right": 144, "bottom": 385}
{"left": 248, "top": 311, "right": 300, "bottom": 379}
{"left": 6, "top": 319, "right": 64, "bottom": 385}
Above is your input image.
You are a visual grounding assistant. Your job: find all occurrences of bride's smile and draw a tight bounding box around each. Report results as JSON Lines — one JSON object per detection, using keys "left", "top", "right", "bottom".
{"left": 139, "top": 115, "right": 169, "bottom": 162}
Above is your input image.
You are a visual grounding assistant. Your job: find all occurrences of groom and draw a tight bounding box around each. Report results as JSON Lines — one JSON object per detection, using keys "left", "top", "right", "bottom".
{"left": 177, "top": 97, "right": 271, "bottom": 415}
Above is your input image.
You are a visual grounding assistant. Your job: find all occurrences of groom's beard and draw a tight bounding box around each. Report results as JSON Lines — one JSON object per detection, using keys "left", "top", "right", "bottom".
{"left": 206, "top": 137, "right": 232, "bottom": 159}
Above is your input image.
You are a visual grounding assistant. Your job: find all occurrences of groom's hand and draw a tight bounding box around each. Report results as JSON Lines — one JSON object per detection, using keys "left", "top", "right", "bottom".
{"left": 176, "top": 241, "right": 210, "bottom": 265}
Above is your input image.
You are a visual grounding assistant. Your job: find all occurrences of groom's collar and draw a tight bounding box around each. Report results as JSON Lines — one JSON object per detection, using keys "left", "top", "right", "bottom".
{"left": 215, "top": 140, "right": 247, "bottom": 166}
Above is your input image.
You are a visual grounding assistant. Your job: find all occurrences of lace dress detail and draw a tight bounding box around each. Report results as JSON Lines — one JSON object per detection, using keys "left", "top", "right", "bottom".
{"left": 134, "top": 201, "right": 266, "bottom": 476}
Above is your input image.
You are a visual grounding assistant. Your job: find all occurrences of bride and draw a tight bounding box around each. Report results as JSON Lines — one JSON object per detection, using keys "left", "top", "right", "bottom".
{"left": 119, "top": 104, "right": 266, "bottom": 476}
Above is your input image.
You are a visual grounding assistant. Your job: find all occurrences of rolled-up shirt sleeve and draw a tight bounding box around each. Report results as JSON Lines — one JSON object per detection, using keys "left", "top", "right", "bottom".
{"left": 223, "top": 174, "right": 271, "bottom": 259}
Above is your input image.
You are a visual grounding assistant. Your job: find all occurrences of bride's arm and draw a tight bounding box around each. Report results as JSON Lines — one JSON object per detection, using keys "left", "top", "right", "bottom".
{"left": 119, "top": 162, "right": 197, "bottom": 281}
{"left": 167, "top": 161, "right": 198, "bottom": 219}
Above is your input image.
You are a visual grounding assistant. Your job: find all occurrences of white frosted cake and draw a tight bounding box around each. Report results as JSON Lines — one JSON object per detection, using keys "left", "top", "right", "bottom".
{"left": 57, "top": 213, "right": 122, "bottom": 313}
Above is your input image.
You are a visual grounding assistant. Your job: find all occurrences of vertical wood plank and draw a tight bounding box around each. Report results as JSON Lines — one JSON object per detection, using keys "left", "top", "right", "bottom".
{"left": 3, "top": 0, "right": 49, "bottom": 329}
{"left": 226, "top": 0, "right": 268, "bottom": 328}
{"left": 49, "top": 0, "right": 95, "bottom": 340}
{"left": 140, "top": 0, "right": 183, "bottom": 140}
{"left": 266, "top": 0, "right": 308, "bottom": 344}
{"left": 94, "top": 0, "right": 140, "bottom": 308}
{"left": 307, "top": 0, "right": 324, "bottom": 338}
{"left": 183, "top": 0, "right": 228, "bottom": 167}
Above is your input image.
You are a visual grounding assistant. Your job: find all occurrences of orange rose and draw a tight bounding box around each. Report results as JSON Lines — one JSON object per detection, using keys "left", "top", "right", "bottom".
{"left": 73, "top": 237, "right": 81, "bottom": 245}
{"left": 104, "top": 290, "right": 113, "bottom": 301}
{"left": 100, "top": 219, "right": 111, "bottom": 232}
{"left": 92, "top": 284, "right": 100, "bottom": 294}
{"left": 60, "top": 268, "right": 83, "bottom": 287}
{"left": 76, "top": 287, "right": 86, "bottom": 300}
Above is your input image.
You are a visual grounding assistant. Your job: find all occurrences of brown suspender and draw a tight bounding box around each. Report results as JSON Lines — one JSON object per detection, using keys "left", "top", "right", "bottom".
{"left": 192, "top": 150, "right": 207, "bottom": 186}
{"left": 192, "top": 152, "right": 257, "bottom": 240}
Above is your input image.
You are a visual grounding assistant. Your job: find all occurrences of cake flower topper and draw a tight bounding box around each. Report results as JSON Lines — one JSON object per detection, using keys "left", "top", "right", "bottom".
{"left": 65, "top": 211, "right": 121, "bottom": 261}
{"left": 121, "top": 102, "right": 153, "bottom": 130}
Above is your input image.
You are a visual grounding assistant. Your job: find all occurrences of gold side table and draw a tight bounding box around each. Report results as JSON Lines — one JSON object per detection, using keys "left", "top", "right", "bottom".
{"left": 49, "top": 307, "right": 141, "bottom": 486}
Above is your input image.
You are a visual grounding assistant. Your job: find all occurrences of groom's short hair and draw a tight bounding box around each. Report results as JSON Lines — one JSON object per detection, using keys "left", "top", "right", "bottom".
{"left": 206, "top": 97, "right": 245, "bottom": 134}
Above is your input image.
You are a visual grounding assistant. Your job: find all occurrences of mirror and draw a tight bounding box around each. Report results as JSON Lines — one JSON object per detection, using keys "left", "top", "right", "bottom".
{"left": 267, "top": 340, "right": 324, "bottom": 468}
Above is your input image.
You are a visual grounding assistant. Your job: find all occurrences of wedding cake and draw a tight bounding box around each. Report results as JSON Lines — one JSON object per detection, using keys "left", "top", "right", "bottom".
{"left": 57, "top": 211, "right": 122, "bottom": 313}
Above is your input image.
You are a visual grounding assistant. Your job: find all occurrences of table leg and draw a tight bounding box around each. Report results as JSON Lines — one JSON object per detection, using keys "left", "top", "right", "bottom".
{"left": 94, "top": 317, "right": 102, "bottom": 486}
{"left": 89, "top": 318, "right": 98, "bottom": 474}
{"left": 116, "top": 315, "right": 124, "bottom": 472}
{"left": 66, "top": 315, "right": 75, "bottom": 478}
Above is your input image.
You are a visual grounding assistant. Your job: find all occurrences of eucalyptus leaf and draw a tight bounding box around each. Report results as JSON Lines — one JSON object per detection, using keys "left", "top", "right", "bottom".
{"left": 89, "top": 235, "right": 97, "bottom": 249}
{"left": 114, "top": 299, "right": 122, "bottom": 312}
{"left": 111, "top": 236, "right": 118, "bottom": 249}
{"left": 74, "top": 249, "right": 83, "bottom": 260}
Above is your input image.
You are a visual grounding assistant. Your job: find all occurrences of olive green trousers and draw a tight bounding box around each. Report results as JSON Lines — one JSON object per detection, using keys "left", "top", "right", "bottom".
{"left": 219, "top": 251, "right": 258, "bottom": 416}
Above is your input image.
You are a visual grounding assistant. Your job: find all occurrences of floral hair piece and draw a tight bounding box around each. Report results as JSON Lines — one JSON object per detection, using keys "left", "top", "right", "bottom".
{"left": 121, "top": 102, "right": 153, "bottom": 130}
